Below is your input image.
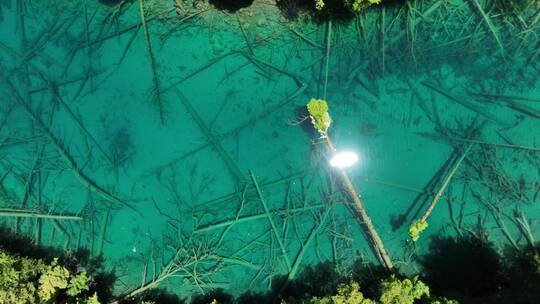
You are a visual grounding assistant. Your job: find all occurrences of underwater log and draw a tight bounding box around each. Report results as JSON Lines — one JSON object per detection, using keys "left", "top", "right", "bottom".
{"left": 324, "top": 136, "right": 394, "bottom": 271}
{"left": 0, "top": 208, "right": 82, "bottom": 221}
{"left": 305, "top": 98, "right": 393, "bottom": 270}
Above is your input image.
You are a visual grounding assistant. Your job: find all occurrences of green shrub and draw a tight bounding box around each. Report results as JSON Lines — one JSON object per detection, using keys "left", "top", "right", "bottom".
{"left": 378, "top": 275, "right": 429, "bottom": 304}
{"left": 67, "top": 272, "right": 90, "bottom": 297}
{"left": 38, "top": 258, "right": 71, "bottom": 301}
{"left": 0, "top": 249, "right": 44, "bottom": 303}
{"left": 309, "top": 281, "right": 375, "bottom": 303}
{"left": 0, "top": 249, "right": 98, "bottom": 304}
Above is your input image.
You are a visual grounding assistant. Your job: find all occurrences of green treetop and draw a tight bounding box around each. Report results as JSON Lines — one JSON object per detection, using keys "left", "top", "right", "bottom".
{"left": 0, "top": 249, "right": 99, "bottom": 304}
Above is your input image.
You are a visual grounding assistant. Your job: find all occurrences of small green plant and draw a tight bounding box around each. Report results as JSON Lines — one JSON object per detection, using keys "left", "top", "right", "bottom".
{"left": 307, "top": 98, "right": 332, "bottom": 136}
{"left": 408, "top": 219, "right": 428, "bottom": 242}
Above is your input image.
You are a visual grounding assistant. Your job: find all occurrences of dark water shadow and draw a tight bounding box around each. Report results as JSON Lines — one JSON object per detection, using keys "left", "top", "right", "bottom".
{"left": 276, "top": 0, "right": 408, "bottom": 23}
{"left": 277, "top": 0, "right": 354, "bottom": 23}
{"left": 192, "top": 260, "right": 389, "bottom": 304}
{"left": 420, "top": 235, "right": 540, "bottom": 304}
{"left": 209, "top": 0, "right": 255, "bottom": 12}
{"left": 99, "top": 0, "right": 133, "bottom": 6}
{"left": 420, "top": 235, "right": 506, "bottom": 298}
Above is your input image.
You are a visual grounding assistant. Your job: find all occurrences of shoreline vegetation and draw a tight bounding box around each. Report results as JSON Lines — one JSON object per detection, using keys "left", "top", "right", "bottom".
{"left": 1, "top": 227, "right": 539, "bottom": 303}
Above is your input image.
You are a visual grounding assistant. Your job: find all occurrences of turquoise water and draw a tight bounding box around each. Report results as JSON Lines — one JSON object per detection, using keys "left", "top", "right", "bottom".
{"left": 1, "top": 0, "right": 539, "bottom": 301}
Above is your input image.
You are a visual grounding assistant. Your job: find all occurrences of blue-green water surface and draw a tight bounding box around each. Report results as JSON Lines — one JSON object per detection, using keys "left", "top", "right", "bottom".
{"left": 1, "top": 0, "right": 539, "bottom": 301}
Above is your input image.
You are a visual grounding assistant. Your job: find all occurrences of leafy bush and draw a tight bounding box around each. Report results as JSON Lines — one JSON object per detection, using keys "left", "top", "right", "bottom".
{"left": 67, "top": 272, "right": 91, "bottom": 297}
{"left": 378, "top": 275, "right": 429, "bottom": 304}
{"left": 0, "top": 249, "right": 98, "bottom": 304}
{"left": 0, "top": 249, "right": 44, "bottom": 303}
{"left": 38, "top": 258, "right": 71, "bottom": 301}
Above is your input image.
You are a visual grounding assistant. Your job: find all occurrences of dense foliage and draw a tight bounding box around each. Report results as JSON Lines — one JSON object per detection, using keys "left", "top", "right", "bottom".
{"left": 0, "top": 249, "right": 99, "bottom": 304}
{"left": 282, "top": 276, "right": 456, "bottom": 304}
